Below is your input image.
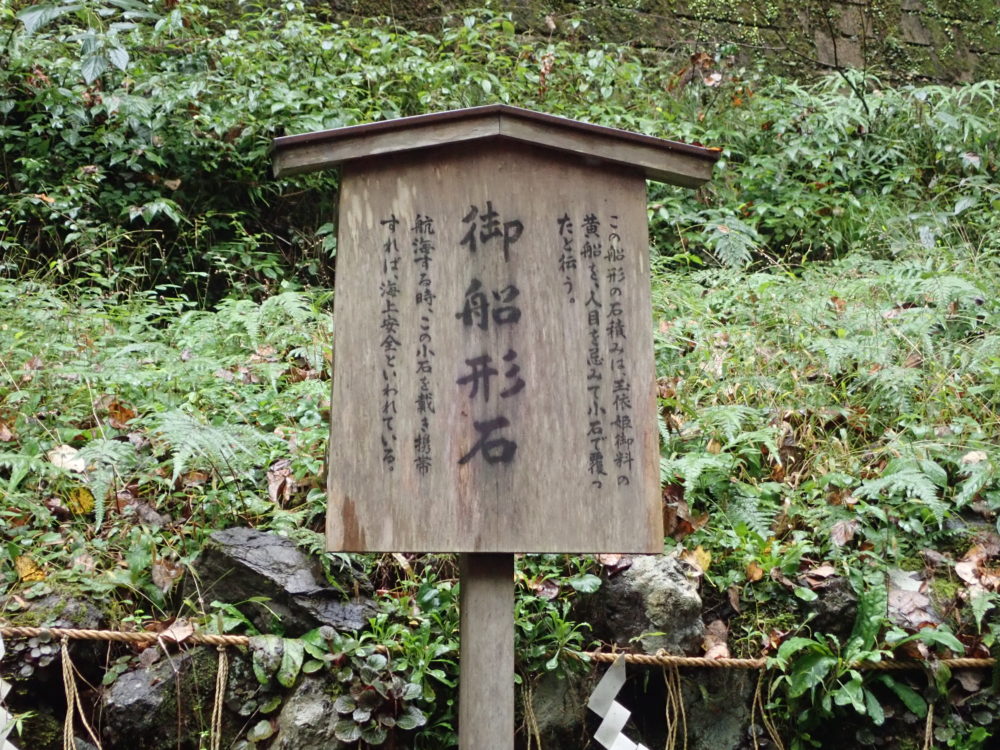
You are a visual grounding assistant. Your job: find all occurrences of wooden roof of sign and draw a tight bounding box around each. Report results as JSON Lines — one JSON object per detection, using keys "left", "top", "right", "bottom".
{"left": 271, "top": 104, "right": 720, "bottom": 187}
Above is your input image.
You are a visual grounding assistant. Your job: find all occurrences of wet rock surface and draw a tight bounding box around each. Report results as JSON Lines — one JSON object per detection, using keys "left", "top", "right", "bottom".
{"left": 102, "top": 648, "right": 248, "bottom": 749}
{"left": 185, "top": 527, "right": 375, "bottom": 635}
{"left": 270, "top": 673, "right": 346, "bottom": 750}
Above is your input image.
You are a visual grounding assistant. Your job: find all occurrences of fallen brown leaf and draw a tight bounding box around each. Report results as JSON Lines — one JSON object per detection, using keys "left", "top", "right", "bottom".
{"left": 107, "top": 399, "right": 137, "bottom": 430}
{"left": 151, "top": 559, "right": 184, "bottom": 592}
{"left": 727, "top": 585, "right": 741, "bottom": 613}
{"left": 15, "top": 555, "right": 45, "bottom": 582}
{"left": 702, "top": 619, "right": 730, "bottom": 659}
{"left": 830, "top": 519, "right": 858, "bottom": 547}
{"left": 46, "top": 444, "right": 86, "bottom": 472}
{"left": 746, "top": 560, "right": 765, "bottom": 582}
{"left": 159, "top": 618, "right": 194, "bottom": 644}
{"left": 680, "top": 545, "right": 711, "bottom": 574}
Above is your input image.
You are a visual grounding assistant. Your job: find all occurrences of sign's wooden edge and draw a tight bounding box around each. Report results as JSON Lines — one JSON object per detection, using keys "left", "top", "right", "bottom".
{"left": 271, "top": 104, "right": 719, "bottom": 186}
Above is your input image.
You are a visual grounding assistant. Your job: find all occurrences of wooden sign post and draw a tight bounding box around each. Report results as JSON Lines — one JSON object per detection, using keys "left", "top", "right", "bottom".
{"left": 272, "top": 106, "right": 717, "bottom": 748}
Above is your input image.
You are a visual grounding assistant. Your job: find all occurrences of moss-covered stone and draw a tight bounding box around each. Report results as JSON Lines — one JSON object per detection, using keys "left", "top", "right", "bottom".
{"left": 319, "top": 0, "right": 1000, "bottom": 80}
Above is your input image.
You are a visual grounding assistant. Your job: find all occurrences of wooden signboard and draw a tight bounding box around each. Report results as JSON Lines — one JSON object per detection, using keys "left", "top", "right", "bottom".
{"left": 274, "top": 105, "right": 718, "bottom": 750}
{"left": 272, "top": 105, "right": 719, "bottom": 554}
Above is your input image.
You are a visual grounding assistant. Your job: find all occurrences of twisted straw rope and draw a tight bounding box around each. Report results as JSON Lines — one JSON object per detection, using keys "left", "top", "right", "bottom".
{"left": 1, "top": 626, "right": 250, "bottom": 647}
{"left": 2, "top": 627, "right": 994, "bottom": 670}
{"left": 577, "top": 651, "right": 996, "bottom": 670}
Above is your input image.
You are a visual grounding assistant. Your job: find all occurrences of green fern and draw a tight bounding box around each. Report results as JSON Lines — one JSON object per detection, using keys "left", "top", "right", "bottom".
{"left": 855, "top": 461, "right": 948, "bottom": 524}
{"left": 77, "top": 439, "right": 139, "bottom": 531}
{"left": 724, "top": 487, "right": 778, "bottom": 538}
{"left": 150, "top": 409, "right": 274, "bottom": 485}
{"left": 0, "top": 451, "right": 49, "bottom": 494}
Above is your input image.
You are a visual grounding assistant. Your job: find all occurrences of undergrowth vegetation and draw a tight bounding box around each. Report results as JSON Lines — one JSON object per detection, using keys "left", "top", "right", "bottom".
{"left": 2, "top": 2, "right": 1000, "bottom": 749}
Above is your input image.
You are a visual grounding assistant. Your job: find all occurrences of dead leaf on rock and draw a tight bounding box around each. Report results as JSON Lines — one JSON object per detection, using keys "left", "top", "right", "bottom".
{"left": 596, "top": 553, "right": 633, "bottom": 575}
{"left": 138, "top": 647, "right": 161, "bottom": 669}
{"left": 888, "top": 569, "right": 940, "bottom": 628}
{"left": 702, "top": 619, "right": 730, "bottom": 659}
{"left": 531, "top": 579, "right": 560, "bottom": 600}
{"left": 802, "top": 563, "right": 838, "bottom": 588}
{"left": 680, "top": 545, "right": 711, "bottom": 575}
{"left": 955, "top": 669, "right": 984, "bottom": 693}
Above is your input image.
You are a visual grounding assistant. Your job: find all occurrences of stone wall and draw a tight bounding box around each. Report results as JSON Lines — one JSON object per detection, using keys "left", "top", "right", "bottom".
{"left": 325, "top": 0, "right": 1000, "bottom": 81}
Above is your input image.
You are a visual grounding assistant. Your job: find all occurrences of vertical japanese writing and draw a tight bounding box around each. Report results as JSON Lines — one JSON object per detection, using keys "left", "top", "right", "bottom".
{"left": 557, "top": 213, "right": 576, "bottom": 303}
{"left": 456, "top": 201, "right": 525, "bottom": 466}
{"left": 581, "top": 213, "right": 606, "bottom": 487}
{"left": 378, "top": 214, "right": 402, "bottom": 471}
{"left": 605, "top": 215, "right": 634, "bottom": 487}
{"left": 413, "top": 214, "right": 436, "bottom": 475}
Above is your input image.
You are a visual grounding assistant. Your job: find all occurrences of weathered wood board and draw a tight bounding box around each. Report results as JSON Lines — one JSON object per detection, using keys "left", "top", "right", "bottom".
{"left": 325, "top": 141, "right": 662, "bottom": 552}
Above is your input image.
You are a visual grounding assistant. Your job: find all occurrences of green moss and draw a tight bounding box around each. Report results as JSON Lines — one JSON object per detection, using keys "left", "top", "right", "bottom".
{"left": 18, "top": 709, "right": 62, "bottom": 750}
{"left": 928, "top": 576, "right": 961, "bottom": 609}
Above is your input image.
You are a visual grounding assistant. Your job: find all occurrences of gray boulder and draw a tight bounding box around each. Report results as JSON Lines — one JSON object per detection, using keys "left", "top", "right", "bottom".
{"left": 576, "top": 553, "right": 705, "bottom": 655}
{"left": 185, "top": 527, "right": 374, "bottom": 635}
{"left": 270, "top": 674, "right": 345, "bottom": 750}
{"left": 102, "top": 648, "right": 248, "bottom": 749}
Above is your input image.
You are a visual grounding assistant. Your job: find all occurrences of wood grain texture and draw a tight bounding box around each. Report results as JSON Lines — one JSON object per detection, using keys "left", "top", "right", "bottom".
{"left": 326, "top": 140, "right": 662, "bottom": 553}
{"left": 458, "top": 553, "right": 514, "bottom": 750}
{"left": 271, "top": 105, "right": 719, "bottom": 185}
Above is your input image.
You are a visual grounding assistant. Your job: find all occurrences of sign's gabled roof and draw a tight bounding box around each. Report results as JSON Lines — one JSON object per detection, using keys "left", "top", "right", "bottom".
{"left": 271, "top": 104, "right": 720, "bottom": 188}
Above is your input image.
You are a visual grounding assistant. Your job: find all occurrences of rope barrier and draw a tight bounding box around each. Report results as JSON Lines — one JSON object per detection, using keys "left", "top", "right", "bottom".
{"left": 0, "top": 626, "right": 250, "bottom": 647}
{"left": 576, "top": 651, "right": 996, "bottom": 670}
{"left": 2, "top": 626, "right": 994, "bottom": 671}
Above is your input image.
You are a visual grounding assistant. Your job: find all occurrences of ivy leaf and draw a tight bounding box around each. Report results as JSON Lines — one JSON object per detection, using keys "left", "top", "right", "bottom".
{"left": 17, "top": 4, "right": 82, "bottom": 34}
{"left": 81, "top": 53, "right": 107, "bottom": 84}
{"left": 864, "top": 688, "right": 885, "bottom": 726}
{"left": 360, "top": 723, "right": 388, "bottom": 744}
{"left": 334, "top": 719, "right": 361, "bottom": 743}
{"left": 567, "top": 573, "right": 601, "bottom": 593}
{"left": 277, "top": 637, "right": 305, "bottom": 687}
{"left": 876, "top": 675, "right": 927, "bottom": 717}
{"left": 395, "top": 705, "right": 427, "bottom": 731}
{"left": 787, "top": 653, "right": 837, "bottom": 697}
{"left": 107, "top": 45, "right": 129, "bottom": 71}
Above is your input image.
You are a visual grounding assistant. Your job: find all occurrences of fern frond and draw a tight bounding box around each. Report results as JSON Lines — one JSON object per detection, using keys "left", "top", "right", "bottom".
{"left": 856, "top": 466, "right": 946, "bottom": 524}
{"left": 77, "top": 439, "right": 139, "bottom": 530}
{"left": 151, "top": 409, "right": 273, "bottom": 484}
{"left": 724, "top": 490, "right": 777, "bottom": 538}
{"left": 0, "top": 451, "right": 49, "bottom": 493}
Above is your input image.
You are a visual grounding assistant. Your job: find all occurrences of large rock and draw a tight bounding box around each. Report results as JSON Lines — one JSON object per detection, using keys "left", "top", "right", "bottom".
{"left": 270, "top": 673, "right": 345, "bottom": 750}
{"left": 576, "top": 554, "right": 704, "bottom": 655}
{"left": 102, "top": 648, "right": 248, "bottom": 749}
{"left": 186, "top": 527, "right": 374, "bottom": 635}
{"left": 526, "top": 671, "right": 593, "bottom": 749}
